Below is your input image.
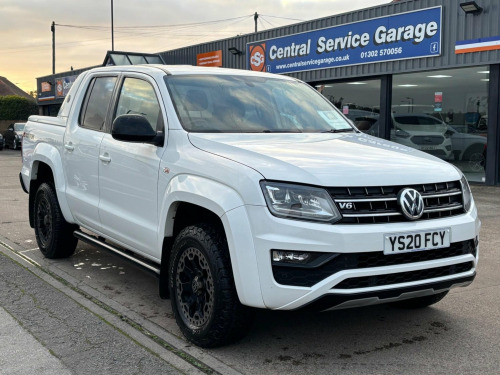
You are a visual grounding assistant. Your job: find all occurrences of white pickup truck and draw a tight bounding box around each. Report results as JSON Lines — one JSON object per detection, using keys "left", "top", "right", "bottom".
{"left": 21, "top": 65, "right": 480, "bottom": 347}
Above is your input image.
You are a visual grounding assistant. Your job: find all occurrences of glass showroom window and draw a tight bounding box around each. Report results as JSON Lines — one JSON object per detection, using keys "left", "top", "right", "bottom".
{"left": 316, "top": 79, "right": 381, "bottom": 136}
{"left": 392, "top": 67, "right": 489, "bottom": 183}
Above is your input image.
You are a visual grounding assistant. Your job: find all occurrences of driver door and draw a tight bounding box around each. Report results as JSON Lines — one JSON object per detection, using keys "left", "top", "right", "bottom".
{"left": 98, "top": 74, "right": 166, "bottom": 258}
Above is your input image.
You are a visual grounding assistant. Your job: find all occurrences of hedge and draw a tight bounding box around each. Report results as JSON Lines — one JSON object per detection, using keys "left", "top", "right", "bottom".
{"left": 0, "top": 95, "right": 38, "bottom": 121}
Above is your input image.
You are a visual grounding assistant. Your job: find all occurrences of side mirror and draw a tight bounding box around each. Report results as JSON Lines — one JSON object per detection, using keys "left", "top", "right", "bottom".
{"left": 112, "top": 114, "right": 164, "bottom": 146}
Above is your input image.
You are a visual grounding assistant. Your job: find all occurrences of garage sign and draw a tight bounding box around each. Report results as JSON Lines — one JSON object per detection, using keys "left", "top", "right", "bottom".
{"left": 55, "top": 75, "right": 78, "bottom": 98}
{"left": 247, "top": 7, "right": 442, "bottom": 74}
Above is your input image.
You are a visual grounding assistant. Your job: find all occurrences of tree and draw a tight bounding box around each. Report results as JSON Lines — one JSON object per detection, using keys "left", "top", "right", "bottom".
{"left": 0, "top": 95, "right": 38, "bottom": 120}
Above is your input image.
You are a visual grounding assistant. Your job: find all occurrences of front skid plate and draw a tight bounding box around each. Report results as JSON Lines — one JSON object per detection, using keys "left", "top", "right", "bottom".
{"left": 297, "top": 274, "right": 475, "bottom": 311}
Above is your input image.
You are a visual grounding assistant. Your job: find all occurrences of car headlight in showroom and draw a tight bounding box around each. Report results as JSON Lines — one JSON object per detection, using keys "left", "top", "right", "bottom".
{"left": 260, "top": 181, "right": 341, "bottom": 223}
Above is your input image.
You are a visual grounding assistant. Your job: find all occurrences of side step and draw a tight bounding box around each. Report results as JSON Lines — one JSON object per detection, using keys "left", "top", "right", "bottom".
{"left": 73, "top": 230, "right": 161, "bottom": 276}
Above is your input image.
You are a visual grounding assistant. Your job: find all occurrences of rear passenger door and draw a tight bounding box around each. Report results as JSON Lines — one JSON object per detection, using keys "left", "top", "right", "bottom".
{"left": 98, "top": 74, "right": 165, "bottom": 258}
{"left": 64, "top": 75, "right": 117, "bottom": 229}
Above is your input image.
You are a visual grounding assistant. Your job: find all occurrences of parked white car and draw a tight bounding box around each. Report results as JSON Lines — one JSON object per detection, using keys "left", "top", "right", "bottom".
{"left": 390, "top": 114, "right": 454, "bottom": 161}
{"left": 20, "top": 65, "right": 480, "bottom": 347}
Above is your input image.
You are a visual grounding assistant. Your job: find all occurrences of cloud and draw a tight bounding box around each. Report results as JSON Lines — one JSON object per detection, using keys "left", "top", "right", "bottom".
{"left": 0, "top": 0, "right": 388, "bottom": 91}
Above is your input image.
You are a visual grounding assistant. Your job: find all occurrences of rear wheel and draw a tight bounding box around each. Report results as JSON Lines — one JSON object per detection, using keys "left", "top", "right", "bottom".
{"left": 12, "top": 139, "right": 17, "bottom": 150}
{"left": 34, "top": 182, "right": 78, "bottom": 258}
{"left": 391, "top": 291, "right": 449, "bottom": 309}
{"left": 169, "top": 224, "right": 255, "bottom": 348}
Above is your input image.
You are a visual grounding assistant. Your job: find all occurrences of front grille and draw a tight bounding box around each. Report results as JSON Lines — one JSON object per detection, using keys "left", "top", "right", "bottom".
{"left": 334, "top": 262, "right": 474, "bottom": 289}
{"left": 329, "top": 180, "right": 464, "bottom": 224}
{"left": 411, "top": 135, "right": 444, "bottom": 145}
{"left": 272, "top": 239, "right": 476, "bottom": 287}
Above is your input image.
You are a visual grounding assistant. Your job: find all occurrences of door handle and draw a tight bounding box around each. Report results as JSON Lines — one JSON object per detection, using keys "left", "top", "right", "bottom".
{"left": 99, "top": 153, "right": 111, "bottom": 163}
{"left": 64, "top": 142, "right": 74, "bottom": 151}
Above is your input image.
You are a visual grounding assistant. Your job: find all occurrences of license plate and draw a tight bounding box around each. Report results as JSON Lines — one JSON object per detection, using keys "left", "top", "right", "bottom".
{"left": 420, "top": 146, "right": 437, "bottom": 150}
{"left": 384, "top": 228, "right": 450, "bottom": 255}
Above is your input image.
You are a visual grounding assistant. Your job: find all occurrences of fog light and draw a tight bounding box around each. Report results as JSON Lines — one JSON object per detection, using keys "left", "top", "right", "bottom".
{"left": 272, "top": 250, "right": 311, "bottom": 264}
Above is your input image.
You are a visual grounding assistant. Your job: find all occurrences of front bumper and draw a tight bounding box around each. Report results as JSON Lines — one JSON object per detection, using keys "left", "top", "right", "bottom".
{"left": 225, "top": 202, "right": 480, "bottom": 310}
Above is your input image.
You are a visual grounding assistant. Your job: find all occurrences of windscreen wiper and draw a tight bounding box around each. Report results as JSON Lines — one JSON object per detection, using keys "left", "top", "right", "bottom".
{"left": 321, "top": 128, "right": 355, "bottom": 133}
{"left": 262, "top": 129, "right": 303, "bottom": 133}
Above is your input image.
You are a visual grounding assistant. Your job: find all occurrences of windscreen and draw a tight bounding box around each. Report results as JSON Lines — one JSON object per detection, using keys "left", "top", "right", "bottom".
{"left": 165, "top": 75, "right": 353, "bottom": 133}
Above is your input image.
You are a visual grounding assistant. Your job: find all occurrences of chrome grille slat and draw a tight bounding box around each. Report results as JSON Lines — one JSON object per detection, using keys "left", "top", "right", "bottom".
{"left": 424, "top": 205, "right": 463, "bottom": 213}
{"left": 335, "top": 197, "right": 398, "bottom": 203}
{"left": 343, "top": 212, "right": 402, "bottom": 218}
{"left": 329, "top": 180, "right": 464, "bottom": 224}
{"left": 423, "top": 191, "right": 462, "bottom": 199}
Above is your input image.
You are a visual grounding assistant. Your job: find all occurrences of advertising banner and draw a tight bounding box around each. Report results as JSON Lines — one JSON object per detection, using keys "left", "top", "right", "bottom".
{"left": 38, "top": 81, "right": 55, "bottom": 102}
{"left": 247, "top": 7, "right": 442, "bottom": 74}
{"left": 197, "top": 50, "right": 222, "bottom": 67}
{"left": 41, "top": 82, "right": 52, "bottom": 92}
{"left": 55, "top": 75, "right": 78, "bottom": 98}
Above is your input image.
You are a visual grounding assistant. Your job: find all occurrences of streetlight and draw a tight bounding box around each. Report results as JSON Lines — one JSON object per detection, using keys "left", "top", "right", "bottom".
{"left": 111, "top": 0, "right": 114, "bottom": 51}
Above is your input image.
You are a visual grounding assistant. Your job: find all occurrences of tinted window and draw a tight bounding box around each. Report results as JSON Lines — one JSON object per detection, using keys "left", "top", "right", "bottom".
{"left": 114, "top": 78, "right": 163, "bottom": 131}
{"left": 394, "top": 116, "right": 418, "bottom": 125}
{"left": 80, "top": 77, "right": 117, "bottom": 131}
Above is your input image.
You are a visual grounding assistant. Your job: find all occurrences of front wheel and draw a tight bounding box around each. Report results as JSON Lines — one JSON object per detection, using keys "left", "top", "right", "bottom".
{"left": 169, "top": 224, "right": 255, "bottom": 348}
{"left": 34, "top": 182, "right": 78, "bottom": 258}
{"left": 391, "top": 291, "right": 449, "bottom": 309}
{"left": 12, "top": 139, "right": 17, "bottom": 150}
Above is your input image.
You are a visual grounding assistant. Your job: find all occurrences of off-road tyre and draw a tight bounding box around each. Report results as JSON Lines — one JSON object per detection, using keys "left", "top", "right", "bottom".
{"left": 169, "top": 223, "right": 255, "bottom": 348}
{"left": 391, "top": 291, "right": 449, "bottom": 309}
{"left": 34, "top": 182, "right": 78, "bottom": 258}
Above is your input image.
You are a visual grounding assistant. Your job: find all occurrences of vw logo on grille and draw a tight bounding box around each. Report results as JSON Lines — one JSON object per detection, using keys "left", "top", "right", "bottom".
{"left": 398, "top": 188, "right": 424, "bottom": 220}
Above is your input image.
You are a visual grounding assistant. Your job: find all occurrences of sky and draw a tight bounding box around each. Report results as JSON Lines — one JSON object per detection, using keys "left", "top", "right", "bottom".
{"left": 0, "top": 0, "right": 390, "bottom": 93}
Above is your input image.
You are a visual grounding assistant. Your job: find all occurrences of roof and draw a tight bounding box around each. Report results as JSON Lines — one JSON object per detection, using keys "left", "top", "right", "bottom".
{"left": 86, "top": 64, "right": 297, "bottom": 81}
{"left": 0, "top": 76, "right": 34, "bottom": 100}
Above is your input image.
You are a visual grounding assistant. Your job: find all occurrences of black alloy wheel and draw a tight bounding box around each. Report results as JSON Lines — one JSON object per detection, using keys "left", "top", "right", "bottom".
{"left": 35, "top": 191, "right": 53, "bottom": 248}
{"left": 175, "top": 246, "right": 215, "bottom": 329}
{"left": 34, "top": 183, "right": 78, "bottom": 258}
{"left": 169, "top": 224, "right": 255, "bottom": 348}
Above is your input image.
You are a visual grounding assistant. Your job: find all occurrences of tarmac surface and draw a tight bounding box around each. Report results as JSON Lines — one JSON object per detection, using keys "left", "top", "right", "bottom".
{"left": 0, "top": 148, "right": 499, "bottom": 375}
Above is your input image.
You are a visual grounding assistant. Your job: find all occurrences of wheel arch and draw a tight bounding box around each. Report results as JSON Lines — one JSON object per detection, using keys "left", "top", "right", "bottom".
{"left": 159, "top": 201, "right": 224, "bottom": 299}
{"left": 158, "top": 175, "right": 245, "bottom": 242}
{"left": 462, "top": 142, "right": 486, "bottom": 160}
{"left": 28, "top": 144, "right": 74, "bottom": 227}
{"left": 158, "top": 175, "right": 265, "bottom": 307}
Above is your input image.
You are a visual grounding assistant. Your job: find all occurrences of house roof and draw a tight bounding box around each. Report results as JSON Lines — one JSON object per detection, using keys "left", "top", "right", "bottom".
{"left": 0, "top": 77, "right": 34, "bottom": 100}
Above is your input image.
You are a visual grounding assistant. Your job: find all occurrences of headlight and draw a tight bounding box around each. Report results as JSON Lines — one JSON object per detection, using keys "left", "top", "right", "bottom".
{"left": 260, "top": 181, "right": 341, "bottom": 223}
{"left": 460, "top": 175, "right": 472, "bottom": 213}
{"left": 394, "top": 128, "right": 410, "bottom": 138}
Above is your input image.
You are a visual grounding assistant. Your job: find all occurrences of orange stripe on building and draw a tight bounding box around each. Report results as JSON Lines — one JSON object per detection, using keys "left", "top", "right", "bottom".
{"left": 455, "top": 45, "right": 500, "bottom": 54}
